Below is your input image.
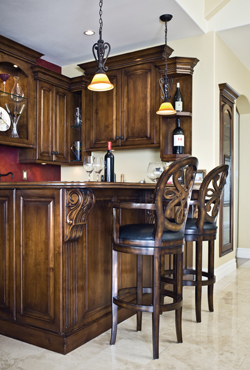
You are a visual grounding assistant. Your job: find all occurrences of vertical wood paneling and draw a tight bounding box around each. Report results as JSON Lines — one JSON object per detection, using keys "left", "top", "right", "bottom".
{"left": 0, "top": 191, "right": 14, "bottom": 320}
{"left": 16, "top": 189, "right": 61, "bottom": 331}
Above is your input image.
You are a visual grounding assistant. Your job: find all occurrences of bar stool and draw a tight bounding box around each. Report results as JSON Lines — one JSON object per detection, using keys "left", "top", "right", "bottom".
{"left": 109, "top": 156, "right": 198, "bottom": 359}
{"left": 183, "top": 164, "right": 229, "bottom": 322}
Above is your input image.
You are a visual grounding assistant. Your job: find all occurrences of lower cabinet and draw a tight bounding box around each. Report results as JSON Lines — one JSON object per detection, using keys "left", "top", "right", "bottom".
{"left": 0, "top": 190, "right": 14, "bottom": 321}
{"left": 15, "top": 189, "right": 62, "bottom": 331}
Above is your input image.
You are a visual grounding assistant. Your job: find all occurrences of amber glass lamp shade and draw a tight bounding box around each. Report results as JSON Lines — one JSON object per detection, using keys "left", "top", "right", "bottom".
{"left": 88, "top": 72, "right": 114, "bottom": 92}
{"left": 156, "top": 101, "right": 176, "bottom": 115}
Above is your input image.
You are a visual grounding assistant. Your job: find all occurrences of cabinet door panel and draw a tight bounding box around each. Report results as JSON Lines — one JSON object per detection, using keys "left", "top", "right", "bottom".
{"left": 0, "top": 191, "right": 14, "bottom": 320}
{"left": 121, "top": 64, "right": 158, "bottom": 147}
{"left": 54, "top": 87, "right": 69, "bottom": 162}
{"left": 85, "top": 71, "right": 121, "bottom": 150}
{"left": 37, "top": 81, "right": 54, "bottom": 161}
{"left": 16, "top": 189, "right": 61, "bottom": 332}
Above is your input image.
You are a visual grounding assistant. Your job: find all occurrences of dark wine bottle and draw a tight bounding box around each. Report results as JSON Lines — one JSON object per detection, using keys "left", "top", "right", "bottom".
{"left": 104, "top": 141, "right": 114, "bottom": 182}
{"left": 173, "top": 118, "right": 184, "bottom": 154}
{"left": 174, "top": 82, "right": 183, "bottom": 112}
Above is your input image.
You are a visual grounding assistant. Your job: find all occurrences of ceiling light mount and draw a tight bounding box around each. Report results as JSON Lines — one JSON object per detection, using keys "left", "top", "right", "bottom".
{"left": 88, "top": 0, "right": 114, "bottom": 92}
{"left": 156, "top": 14, "right": 176, "bottom": 115}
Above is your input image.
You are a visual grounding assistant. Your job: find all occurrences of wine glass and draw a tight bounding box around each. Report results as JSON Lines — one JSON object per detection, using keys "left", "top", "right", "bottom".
{"left": 83, "top": 156, "right": 94, "bottom": 181}
{"left": 0, "top": 73, "right": 10, "bottom": 95}
{"left": 147, "top": 162, "right": 165, "bottom": 182}
{"left": 93, "top": 157, "right": 104, "bottom": 181}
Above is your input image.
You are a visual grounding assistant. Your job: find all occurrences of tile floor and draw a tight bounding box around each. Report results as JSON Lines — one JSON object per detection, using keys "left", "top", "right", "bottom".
{"left": 0, "top": 259, "right": 250, "bottom": 370}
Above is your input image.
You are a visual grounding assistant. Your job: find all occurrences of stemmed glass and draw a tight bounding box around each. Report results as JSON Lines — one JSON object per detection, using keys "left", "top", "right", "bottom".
{"left": 93, "top": 157, "right": 104, "bottom": 181}
{"left": 83, "top": 156, "right": 94, "bottom": 181}
{"left": 147, "top": 162, "right": 165, "bottom": 182}
{"left": 0, "top": 73, "right": 10, "bottom": 95}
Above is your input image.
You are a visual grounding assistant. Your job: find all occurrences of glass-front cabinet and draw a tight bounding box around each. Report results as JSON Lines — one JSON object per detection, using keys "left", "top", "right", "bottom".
{"left": 0, "top": 36, "right": 42, "bottom": 147}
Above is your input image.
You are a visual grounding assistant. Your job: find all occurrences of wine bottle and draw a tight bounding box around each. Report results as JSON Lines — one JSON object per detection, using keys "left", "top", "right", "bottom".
{"left": 174, "top": 82, "right": 183, "bottom": 112}
{"left": 173, "top": 118, "right": 184, "bottom": 154}
{"left": 104, "top": 141, "right": 114, "bottom": 182}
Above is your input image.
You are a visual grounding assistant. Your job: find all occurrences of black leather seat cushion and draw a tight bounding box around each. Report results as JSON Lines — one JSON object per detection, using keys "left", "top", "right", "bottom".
{"left": 185, "top": 218, "right": 217, "bottom": 233}
{"left": 119, "top": 224, "right": 184, "bottom": 244}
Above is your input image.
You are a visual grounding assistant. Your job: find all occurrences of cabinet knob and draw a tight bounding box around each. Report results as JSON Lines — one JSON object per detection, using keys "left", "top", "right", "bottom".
{"left": 115, "top": 136, "right": 124, "bottom": 140}
{"left": 51, "top": 151, "right": 59, "bottom": 155}
{"left": 120, "top": 136, "right": 124, "bottom": 140}
{"left": 115, "top": 136, "right": 119, "bottom": 140}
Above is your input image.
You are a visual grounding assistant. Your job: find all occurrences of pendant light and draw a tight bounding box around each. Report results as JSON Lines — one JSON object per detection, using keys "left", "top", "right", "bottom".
{"left": 88, "top": 0, "right": 114, "bottom": 92}
{"left": 156, "top": 14, "right": 176, "bottom": 115}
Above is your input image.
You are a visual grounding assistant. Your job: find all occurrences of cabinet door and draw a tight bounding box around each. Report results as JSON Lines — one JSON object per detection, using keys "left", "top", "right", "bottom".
{"left": 37, "top": 82, "right": 69, "bottom": 163}
{"left": 15, "top": 189, "right": 61, "bottom": 332}
{"left": 37, "top": 81, "right": 54, "bottom": 162}
{"left": 85, "top": 70, "right": 121, "bottom": 150}
{"left": 0, "top": 190, "right": 14, "bottom": 320}
{"left": 54, "top": 86, "right": 69, "bottom": 163}
{"left": 121, "top": 64, "right": 159, "bottom": 148}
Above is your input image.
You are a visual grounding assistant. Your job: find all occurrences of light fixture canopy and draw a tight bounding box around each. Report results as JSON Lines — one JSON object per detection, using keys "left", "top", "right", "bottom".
{"left": 88, "top": 0, "right": 114, "bottom": 92}
{"left": 156, "top": 14, "right": 176, "bottom": 115}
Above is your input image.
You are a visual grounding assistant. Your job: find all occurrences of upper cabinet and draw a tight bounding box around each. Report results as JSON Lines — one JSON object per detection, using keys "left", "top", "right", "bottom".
{"left": 0, "top": 36, "right": 42, "bottom": 148}
{"left": 79, "top": 46, "right": 198, "bottom": 157}
{"left": 19, "top": 67, "right": 89, "bottom": 165}
{"left": 80, "top": 47, "right": 167, "bottom": 151}
{"left": 19, "top": 66, "right": 71, "bottom": 164}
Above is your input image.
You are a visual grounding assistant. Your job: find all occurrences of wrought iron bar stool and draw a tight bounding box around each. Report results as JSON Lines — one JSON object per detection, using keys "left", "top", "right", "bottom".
{"left": 183, "top": 164, "right": 229, "bottom": 322}
{"left": 109, "top": 157, "right": 198, "bottom": 359}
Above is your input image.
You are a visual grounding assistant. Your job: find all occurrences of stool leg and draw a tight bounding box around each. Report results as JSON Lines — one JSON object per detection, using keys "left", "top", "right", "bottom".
{"left": 160, "top": 255, "right": 165, "bottom": 310}
{"left": 137, "top": 255, "right": 143, "bottom": 331}
{"left": 175, "top": 252, "right": 183, "bottom": 343}
{"left": 208, "top": 240, "right": 214, "bottom": 312}
{"left": 152, "top": 249, "right": 161, "bottom": 360}
{"left": 110, "top": 248, "right": 118, "bottom": 345}
{"left": 195, "top": 238, "right": 202, "bottom": 323}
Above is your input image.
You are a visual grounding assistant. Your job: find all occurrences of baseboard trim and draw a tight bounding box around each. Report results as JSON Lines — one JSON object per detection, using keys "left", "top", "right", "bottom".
{"left": 215, "top": 258, "right": 236, "bottom": 282}
{"left": 236, "top": 248, "right": 250, "bottom": 259}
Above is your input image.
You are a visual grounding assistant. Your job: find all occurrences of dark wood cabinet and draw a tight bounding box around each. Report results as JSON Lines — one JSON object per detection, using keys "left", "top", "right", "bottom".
{"left": 0, "top": 36, "right": 42, "bottom": 148}
{"left": 81, "top": 49, "right": 162, "bottom": 151}
{"left": 15, "top": 189, "right": 61, "bottom": 331}
{"left": 85, "top": 70, "right": 121, "bottom": 150}
{"left": 121, "top": 63, "right": 158, "bottom": 148}
{"left": 0, "top": 182, "right": 154, "bottom": 353}
{"left": 80, "top": 47, "right": 198, "bottom": 156}
{"left": 19, "top": 66, "right": 71, "bottom": 164}
{"left": 0, "top": 190, "right": 14, "bottom": 321}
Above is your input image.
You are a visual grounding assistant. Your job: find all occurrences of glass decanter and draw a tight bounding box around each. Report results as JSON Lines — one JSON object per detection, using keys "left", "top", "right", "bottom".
{"left": 11, "top": 76, "right": 24, "bottom": 101}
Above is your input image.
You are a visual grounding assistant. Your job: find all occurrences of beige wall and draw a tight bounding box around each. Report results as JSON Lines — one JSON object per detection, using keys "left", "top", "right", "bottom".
{"left": 62, "top": 31, "right": 250, "bottom": 269}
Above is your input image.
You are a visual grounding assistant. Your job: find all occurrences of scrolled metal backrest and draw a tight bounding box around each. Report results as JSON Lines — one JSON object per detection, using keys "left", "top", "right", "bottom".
{"left": 154, "top": 157, "right": 198, "bottom": 242}
{"left": 196, "top": 164, "right": 229, "bottom": 231}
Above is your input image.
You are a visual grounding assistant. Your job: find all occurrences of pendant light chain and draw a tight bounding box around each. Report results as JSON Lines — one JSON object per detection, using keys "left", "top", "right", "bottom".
{"left": 163, "top": 21, "right": 168, "bottom": 80}
{"left": 87, "top": 0, "right": 114, "bottom": 91}
{"left": 99, "top": 0, "right": 103, "bottom": 39}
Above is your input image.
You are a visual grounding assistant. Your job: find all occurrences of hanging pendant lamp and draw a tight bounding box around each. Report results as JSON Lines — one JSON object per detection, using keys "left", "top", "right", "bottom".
{"left": 88, "top": 0, "right": 114, "bottom": 92}
{"left": 156, "top": 14, "right": 176, "bottom": 115}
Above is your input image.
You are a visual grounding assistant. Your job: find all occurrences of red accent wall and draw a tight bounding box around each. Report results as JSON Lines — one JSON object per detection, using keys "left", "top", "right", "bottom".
{"left": 0, "top": 145, "right": 60, "bottom": 182}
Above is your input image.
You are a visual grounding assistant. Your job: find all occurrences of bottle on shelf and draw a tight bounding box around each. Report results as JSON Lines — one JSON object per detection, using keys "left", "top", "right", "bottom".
{"left": 104, "top": 141, "right": 114, "bottom": 182}
{"left": 173, "top": 118, "right": 184, "bottom": 154}
{"left": 174, "top": 82, "right": 183, "bottom": 112}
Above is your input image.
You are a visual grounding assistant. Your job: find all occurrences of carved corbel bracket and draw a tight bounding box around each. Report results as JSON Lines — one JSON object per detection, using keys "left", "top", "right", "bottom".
{"left": 64, "top": 189, "right": 95, "bottom": 242}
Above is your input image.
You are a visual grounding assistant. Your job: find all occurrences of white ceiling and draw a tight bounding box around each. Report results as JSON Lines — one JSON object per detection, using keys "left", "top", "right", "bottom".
{"left": 0, "top": 0, "right": 250, "bottom": 70}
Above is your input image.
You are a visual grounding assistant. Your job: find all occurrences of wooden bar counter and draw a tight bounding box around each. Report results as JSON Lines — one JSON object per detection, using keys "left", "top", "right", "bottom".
{"left": 0, "top": 181, "right": 157, "bottom": 354}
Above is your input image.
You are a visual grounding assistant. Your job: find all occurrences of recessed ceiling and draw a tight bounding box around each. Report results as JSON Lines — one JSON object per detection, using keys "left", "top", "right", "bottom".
{"left": 0, "top": 0, "right": 249, "bottom": 71}
{"left": 0, "top": 0, "right": 204, "bottom": 66}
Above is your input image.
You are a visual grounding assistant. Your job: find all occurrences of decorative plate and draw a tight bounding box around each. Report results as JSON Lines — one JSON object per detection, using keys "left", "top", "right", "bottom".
{"left": 0, "top": 106, "right": 11, "bottom": 131}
